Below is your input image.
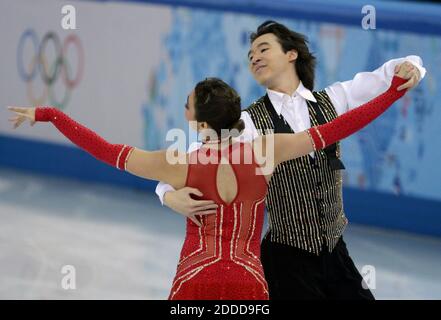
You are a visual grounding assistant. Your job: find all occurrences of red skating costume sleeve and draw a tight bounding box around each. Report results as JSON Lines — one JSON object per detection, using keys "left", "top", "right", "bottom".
{"left": 34, "top": 107, "right": 135, "bottom": 171}
{"left": 307, "top": 75, "right": 407, "bottom": 151}
{"left": 34, "top": 76, "right": 406, "bottom": 169}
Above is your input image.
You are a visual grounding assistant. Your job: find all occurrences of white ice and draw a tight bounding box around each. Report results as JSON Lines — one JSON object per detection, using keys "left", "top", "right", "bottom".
{"left": 0, "top": 168, "right": 440, "bottom": 299}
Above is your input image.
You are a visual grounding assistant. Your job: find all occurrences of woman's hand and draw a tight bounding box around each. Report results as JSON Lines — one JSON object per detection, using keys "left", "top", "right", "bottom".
{"left": 7, "top": 106, "right": 36, "bottom": 129}
{"left": 394, "top": 61, "right": 420, "bottom": 91}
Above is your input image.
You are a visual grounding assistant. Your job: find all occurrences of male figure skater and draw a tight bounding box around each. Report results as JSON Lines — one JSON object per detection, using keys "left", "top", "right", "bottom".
{"left": 156, "top": 21, "right": 425, "bottom": 299}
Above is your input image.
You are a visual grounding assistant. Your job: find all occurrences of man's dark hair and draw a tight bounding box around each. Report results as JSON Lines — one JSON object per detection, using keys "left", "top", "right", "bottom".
{"left": 250, "top": 20, "right": 316, "bottom": 91}
{"left": 194, "top": 78, "right": 244, "bottom": 138}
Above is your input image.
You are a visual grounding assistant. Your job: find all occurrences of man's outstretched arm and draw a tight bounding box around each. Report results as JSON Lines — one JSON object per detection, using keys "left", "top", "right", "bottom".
{"left": 325, "top": 55, "right": 426, "bottom": 116}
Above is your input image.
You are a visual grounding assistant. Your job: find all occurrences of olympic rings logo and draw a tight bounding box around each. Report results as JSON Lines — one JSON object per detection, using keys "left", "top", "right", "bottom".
{"left": 17, "top": 29, "right": 84, "bottom": 109}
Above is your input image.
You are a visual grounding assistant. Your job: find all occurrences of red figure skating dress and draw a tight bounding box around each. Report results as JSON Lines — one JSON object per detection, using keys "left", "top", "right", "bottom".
{"left": 169, "top": 141, "right": 269, "bottom": 300}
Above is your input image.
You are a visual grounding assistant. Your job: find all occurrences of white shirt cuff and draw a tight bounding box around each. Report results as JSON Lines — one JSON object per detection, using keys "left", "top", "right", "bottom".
{"left": 155, "top": 182, "right": 176, "bottom": 206}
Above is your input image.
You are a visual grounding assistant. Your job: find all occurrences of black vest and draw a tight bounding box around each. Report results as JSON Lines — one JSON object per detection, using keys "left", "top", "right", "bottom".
{"left": 245, "top": 90, "right": 347, "bottom": 254}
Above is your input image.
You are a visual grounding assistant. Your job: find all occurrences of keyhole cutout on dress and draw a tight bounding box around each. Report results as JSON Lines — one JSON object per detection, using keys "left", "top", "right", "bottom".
{"left": 215, "top": 156, "right": 238, "bottom": 206}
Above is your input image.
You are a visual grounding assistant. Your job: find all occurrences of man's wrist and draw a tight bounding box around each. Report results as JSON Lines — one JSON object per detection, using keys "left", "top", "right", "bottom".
{"left": 156, "top": 184, "right": 176, "bottom": 206}
{"left": 163, "top": 191, "right": 173, "bottom": 207}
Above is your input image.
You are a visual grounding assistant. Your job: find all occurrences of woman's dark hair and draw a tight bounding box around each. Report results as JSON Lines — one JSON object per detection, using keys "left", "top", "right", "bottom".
{"left": 250, "top": 20, "right": 316, "bottom": 91}
{"left": 194, "top": 78, "right": 244, "bottom": 139}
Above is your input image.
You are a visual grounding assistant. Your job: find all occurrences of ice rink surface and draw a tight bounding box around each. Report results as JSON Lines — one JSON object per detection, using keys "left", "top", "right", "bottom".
{"left": 1, "top": 167, "right": 440, "bottom": 300}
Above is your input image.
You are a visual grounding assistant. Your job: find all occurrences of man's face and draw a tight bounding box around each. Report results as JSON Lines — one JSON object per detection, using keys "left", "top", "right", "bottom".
{"left": 248, "top": 33, "right": 297, "bottom": 86}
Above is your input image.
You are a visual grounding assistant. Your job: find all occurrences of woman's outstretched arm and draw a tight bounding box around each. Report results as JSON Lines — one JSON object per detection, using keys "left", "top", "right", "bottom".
{"left": 7, "top": 106, "right": 188, "bottom": 189}
{"left": 254, "top": 72, "right": 409, "bottom": 171}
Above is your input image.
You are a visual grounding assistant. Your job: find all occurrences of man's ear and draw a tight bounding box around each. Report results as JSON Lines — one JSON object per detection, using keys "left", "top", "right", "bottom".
{"left": 287, "top": 50, "right": 298, "bottom": 62}
{"left": 200, "top": 122, "right": 208, "bottom": 129}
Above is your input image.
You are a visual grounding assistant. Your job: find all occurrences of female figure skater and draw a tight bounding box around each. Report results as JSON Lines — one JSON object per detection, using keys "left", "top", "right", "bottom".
{"left": 7, "top": 68, "right": 408, "bottom": 300}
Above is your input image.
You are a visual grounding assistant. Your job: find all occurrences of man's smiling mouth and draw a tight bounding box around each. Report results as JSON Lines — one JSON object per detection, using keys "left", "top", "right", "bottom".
{"left": 255, "top": 65, "right": 266, "bottom": 73}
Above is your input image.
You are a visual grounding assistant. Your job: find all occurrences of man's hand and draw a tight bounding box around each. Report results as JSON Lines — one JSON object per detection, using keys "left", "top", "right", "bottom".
{"left": 395, "top": 61, "right": 421, "bottom": 91}
{"left": 163, "top": 187, "right": 218, "bottom": 227}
